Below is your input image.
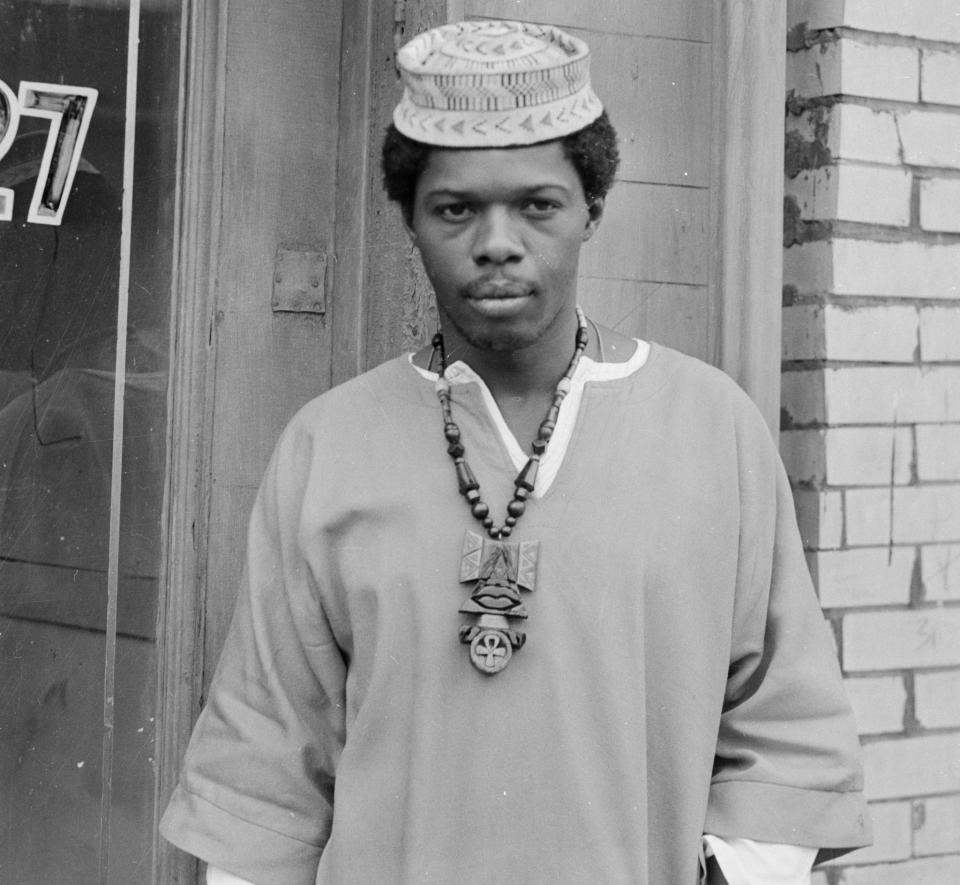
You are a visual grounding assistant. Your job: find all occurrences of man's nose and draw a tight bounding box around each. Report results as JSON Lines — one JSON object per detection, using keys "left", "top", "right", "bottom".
{"left": 472, "top": 208, "right": 524, "bottom": 266}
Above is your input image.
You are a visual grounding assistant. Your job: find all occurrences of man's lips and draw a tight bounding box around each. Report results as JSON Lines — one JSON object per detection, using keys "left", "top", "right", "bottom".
{"left": 460, "top": 281, "right": 534, "bottom": 319}
{"left": 465, "top": 279, "right": 531, "bottom": 299}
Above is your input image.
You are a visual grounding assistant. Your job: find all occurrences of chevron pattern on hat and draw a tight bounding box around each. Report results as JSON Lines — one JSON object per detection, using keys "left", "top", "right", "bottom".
{"left": 394, "top": 20, "right": 603, "bottom": 147}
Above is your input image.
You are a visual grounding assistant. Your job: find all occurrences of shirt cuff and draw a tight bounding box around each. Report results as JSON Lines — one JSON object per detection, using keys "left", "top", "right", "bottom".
{"left": 207, "top": 837, "right": 813, "bottom": 885}
{"left": 702, "top": 835, "right": 816, "bottom": 885}
{"left": 207, "top": 866, "right": 259, "bottom": 885}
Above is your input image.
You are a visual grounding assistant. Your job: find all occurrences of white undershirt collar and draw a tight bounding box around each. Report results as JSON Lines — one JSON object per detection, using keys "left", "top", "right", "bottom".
{"left": 411, "top": 339, "right": 650, "bottom": 497}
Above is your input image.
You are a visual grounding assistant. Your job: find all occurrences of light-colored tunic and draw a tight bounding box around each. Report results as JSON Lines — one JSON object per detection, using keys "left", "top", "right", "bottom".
{"left": 161, "top": 343, "right": 870, "bottom": 884}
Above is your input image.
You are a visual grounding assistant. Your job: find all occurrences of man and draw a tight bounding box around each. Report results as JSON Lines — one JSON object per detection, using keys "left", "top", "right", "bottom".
{"left": 161, "top": 20, "right": 870, "bottom": 884}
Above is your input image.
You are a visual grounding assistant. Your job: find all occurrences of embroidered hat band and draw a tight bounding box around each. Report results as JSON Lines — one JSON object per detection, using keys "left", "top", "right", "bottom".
{"left": 394, "top": 20, "right": 604, "bottom": 148}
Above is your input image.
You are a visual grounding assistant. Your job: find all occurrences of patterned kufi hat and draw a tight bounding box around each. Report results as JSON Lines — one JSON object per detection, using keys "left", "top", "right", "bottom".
{"left": 393, "top": 20, "right": 604, "bottom": 148}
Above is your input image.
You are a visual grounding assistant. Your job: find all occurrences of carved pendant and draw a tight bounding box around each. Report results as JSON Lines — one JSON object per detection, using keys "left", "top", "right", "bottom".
{"left": 458, "top": 530, "right": 539, "bottom": 674}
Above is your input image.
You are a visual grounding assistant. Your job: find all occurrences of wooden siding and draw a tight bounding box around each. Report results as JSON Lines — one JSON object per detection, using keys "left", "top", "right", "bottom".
{"left": 202, "top": 0, "right": 342, "bottom": 661}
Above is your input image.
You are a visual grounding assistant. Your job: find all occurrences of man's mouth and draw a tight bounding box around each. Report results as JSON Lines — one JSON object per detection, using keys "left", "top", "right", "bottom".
{"left": 461, "top": 280, "right": 534, "bottom": 319}
{"left": 466, "top": 279, "right": 531, "bottom": 300}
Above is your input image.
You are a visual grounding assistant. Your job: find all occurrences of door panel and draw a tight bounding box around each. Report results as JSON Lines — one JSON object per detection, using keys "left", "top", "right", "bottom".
{"left": 580, "top": 183, "right": 709, "bottom": 285}
{"left": 589, "top": 32, "right": 712, "bottom": 188}
{"left": 203, "top": 0, "right": 342, "bottom": 658}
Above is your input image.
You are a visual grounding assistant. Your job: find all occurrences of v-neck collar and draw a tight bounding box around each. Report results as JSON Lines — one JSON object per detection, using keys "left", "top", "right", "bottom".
{"left": 410, "top": 339, "right": 651, "bottom": 497}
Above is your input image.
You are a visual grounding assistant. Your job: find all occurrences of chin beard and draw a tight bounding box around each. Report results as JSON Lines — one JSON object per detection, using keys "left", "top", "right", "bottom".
{"left": 441, "top": 315, "right": 542, "bottom": 354}
{"left": 464, "top": 329, "right": 537, "bottom": 352}
{"left": 439, "top": 289, "right": 566, "bottom": 354}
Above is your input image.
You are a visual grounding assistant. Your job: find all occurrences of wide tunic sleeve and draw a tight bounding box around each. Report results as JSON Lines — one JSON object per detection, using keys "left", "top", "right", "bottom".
{"left": 160, "top": 415, "right": 346, "bottom": 885}
{"left": 704, "top": 398, "right": 871, "bottom": 864}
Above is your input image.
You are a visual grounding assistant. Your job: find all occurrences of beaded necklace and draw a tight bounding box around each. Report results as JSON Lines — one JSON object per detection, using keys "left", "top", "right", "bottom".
{"left": 433, "top": 306, "right": 589, "bottom": 674}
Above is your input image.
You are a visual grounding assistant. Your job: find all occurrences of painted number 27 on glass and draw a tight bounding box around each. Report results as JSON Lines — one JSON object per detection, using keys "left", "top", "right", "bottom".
{"left": 0, "top": 78, "right": 98, "bottom": 226}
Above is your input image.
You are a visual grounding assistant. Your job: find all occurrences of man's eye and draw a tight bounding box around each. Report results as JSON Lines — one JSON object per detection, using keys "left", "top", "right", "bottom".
{"left": 522, "top": 199, "right": 559, "bottom": 216}
{"left": 436, "top": 203, "right": 473, "bottom": 221}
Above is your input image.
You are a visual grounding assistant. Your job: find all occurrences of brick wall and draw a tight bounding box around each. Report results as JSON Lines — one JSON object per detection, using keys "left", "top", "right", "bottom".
{"left": 783, "top": 2, "right": 960, "bottom": 882}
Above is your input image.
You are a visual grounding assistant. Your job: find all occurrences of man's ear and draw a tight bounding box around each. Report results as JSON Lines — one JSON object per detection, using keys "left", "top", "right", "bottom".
{"left": 402, "top": 205, "right": 417, "bottom": 245}
{"left": 583, "top": 198, "right": 604, "bottom": 241}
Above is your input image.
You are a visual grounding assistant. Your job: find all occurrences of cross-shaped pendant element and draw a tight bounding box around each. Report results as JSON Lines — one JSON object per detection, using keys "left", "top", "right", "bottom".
{"left": 458, "top": 530, "right": 539, "bottom": 674}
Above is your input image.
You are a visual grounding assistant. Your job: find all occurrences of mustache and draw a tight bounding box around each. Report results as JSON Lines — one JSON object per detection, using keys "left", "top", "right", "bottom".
{"left": 464, "top": 277, "right": 531, "bottom": 298}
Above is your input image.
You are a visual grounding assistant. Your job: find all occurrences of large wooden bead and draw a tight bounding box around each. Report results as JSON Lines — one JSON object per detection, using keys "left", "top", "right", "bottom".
{"left": 455, "top": 460, "right": 479, "bottom": 494}
{"left": 515, "top": 458, "right": 538, "bottom": 492}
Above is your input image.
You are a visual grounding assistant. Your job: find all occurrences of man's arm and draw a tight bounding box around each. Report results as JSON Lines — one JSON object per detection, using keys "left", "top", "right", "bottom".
{"left": 704, "top": 395, "right": 870, "bottom": 861}
{"left": 160, "top": 417, "right": 346, "bottom": 883}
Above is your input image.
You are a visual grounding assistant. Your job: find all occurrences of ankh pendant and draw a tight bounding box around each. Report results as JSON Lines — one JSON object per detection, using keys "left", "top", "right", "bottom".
{"left": 458, "top": 530, "right": 539, "bottom": 675}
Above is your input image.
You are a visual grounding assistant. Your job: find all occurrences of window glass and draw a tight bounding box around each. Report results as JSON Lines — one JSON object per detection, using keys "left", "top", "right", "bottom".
{"left": 0, "top": 0, "right": 181, "bottom": 880}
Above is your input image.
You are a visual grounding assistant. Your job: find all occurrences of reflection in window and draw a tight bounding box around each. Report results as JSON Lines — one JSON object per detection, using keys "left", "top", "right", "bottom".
{"left": 0, "top": 2, "right": 180, "bottom": 881}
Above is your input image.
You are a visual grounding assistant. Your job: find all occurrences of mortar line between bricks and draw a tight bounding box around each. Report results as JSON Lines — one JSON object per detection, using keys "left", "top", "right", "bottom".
{"left": 786, "top": 224, "right": 960, "bottom": 246}
{"left": 824, "top": 602, "right": 960, "bottom": 616}
{"left": 788, "top": 92, "right": 960, "bottom": 116}
{"left": 860, "top": 728, "right": 960, "bottom": 744}
{"left": 785, "top": 161, "right": 960, "bottom": 180}
{"left": 803, "top": 25, "right": 960, "bottom": 55}
{"left": 781, "top": 360, "right": 960, "bottom": 369}
{"left": 781, "top": 296, "right": 960, "bottom": 309}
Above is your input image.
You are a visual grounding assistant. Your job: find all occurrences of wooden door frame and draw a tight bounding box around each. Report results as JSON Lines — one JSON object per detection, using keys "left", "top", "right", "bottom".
{"left": 154, "top": 0, "right": 225, "bottom": 878}
{"left": 714, "top": 0, "right": 786, "bottom": 432}
{"left": 155, "top": 2, "right": 785, "bottom": 881}
{"left": 154, "top": 0, "right": 385, "bottom": 880}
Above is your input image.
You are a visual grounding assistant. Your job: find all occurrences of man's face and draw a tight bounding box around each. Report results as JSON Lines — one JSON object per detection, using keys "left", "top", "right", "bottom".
{"left": 408, "top": 141, "right": 601, "bottom": 355}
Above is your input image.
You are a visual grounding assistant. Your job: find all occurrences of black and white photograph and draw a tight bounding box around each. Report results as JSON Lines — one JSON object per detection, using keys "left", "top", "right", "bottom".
{"left": 1, "top": 2, "right": 958, "bottom": 883}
